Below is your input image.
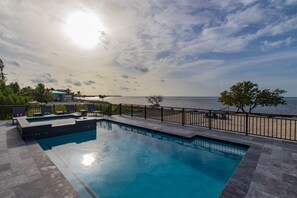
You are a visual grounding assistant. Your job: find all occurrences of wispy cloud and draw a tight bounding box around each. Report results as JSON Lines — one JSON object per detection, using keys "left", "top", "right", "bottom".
{"left": 120, "top": 86, "right": 130, "bottom": 91}
{"left": 134, "top": 66, "right": 149, "bottom": 73}
{"left": 7, "top": 60, "right": 21, "bottom": 67}
{"left": 261, "top": 37, "right": 296, "bottom": 50}
{"left": 83, "top": 80, "right": 96, "bottom": 85}
{"left": 65, "top": 79, "right": 81, "bottom": 87}
{"left": 31, "top": 73, "right": 58, "bottom": 84}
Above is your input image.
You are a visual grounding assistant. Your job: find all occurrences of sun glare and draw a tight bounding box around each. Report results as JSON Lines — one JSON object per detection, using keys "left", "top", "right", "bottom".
{"left": 65, "top": 12, "right": 103, "bottom": 48}
{"left": 82, "top": 153, "right": 95, "bottom": 167}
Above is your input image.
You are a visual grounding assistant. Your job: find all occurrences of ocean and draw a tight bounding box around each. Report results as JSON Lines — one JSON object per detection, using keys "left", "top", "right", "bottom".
{"left": 102, "top": 96, "right": 297, "bottom": 115}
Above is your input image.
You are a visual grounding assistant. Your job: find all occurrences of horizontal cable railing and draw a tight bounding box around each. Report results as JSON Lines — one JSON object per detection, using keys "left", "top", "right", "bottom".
{"left": 118, "top": 103, "right": 297, "bottom": 141}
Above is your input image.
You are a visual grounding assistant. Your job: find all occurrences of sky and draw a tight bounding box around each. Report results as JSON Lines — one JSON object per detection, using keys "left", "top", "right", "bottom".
{"left": 0, "top": 0, "right": 296, "bottom": 96}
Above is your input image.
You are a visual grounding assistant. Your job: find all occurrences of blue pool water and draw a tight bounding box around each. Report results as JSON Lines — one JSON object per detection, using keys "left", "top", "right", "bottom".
{"left": 37, "top": 121, "right": 247, "bottom": 198}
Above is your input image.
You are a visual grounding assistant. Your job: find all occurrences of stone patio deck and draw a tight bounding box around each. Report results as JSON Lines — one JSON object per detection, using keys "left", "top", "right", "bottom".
{"left": 0, "top": 116, "right": 297, "bottom": 198}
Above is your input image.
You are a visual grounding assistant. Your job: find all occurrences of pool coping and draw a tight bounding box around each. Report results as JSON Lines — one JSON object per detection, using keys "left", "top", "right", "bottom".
{"left": 1, "top": 116, "right": 297, "bottom": 197}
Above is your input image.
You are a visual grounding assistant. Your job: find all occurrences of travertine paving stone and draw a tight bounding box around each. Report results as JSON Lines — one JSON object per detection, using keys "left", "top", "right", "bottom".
{"left": 0, "top": 121, "right": 79, "bottom": 198}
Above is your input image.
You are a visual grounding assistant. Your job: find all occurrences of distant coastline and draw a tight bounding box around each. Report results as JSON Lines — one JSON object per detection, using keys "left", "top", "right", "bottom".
{"left": 79, "top": 96, "right": 297, "bottom": 115}
{"left": 77, "top": 96, "right": 297, "bottom": 115}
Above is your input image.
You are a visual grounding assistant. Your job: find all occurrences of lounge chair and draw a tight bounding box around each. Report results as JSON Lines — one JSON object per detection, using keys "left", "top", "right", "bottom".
{"left": 87, "top": 104, "right": 102, "bottom": 117}
{"left": 41, "top": 105, "right": 53, "bottom": 115}
{"left": 65, "top": 105, "right": 76, "bottom": 114}
{"left": 12, "top": 106, "right": 26, "bottom": 125}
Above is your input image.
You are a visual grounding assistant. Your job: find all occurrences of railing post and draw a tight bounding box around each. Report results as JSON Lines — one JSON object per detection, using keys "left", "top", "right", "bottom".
{"left": 53, "top": 105, "right": 55, "bottom": 114}
{"left": 119, "top": 104, "right": 122, "bottom": 115}
{"left": 131, "top": 105, "right": 133, "bottom": 117}
{"left": 144, "top": 105, "right": 147, "bottom": 119}
{"left": 182, "top": 108, "right": 185, "bottom": 125}
{"left": 245, "top": 113, "right": 249, "bottom": 135}
{"left": 161, "top": 107, "right": 164, "bottom": 122}
{"left": 25, "top": 105, "right": 28, "bottom": 117}
{"left": 74, "top": 104, "right": 77, "bottom": 112}
{"left": 109, "top": 104, "right": 112, "bottom": 116}
{"left": 209, "top": 110, "right": 212, "bottom": 130}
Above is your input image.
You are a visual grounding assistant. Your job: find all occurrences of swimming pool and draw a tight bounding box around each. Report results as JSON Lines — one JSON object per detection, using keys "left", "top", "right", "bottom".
{"left": 37, "top": 120, "right": 248, "bottom": 198}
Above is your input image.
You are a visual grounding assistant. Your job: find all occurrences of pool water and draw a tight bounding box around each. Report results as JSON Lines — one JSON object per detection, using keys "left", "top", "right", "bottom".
{"left": 27, "top": 115, "right": 78, "bottom": 123}
{"left": 37, "top": 120, "right": 247, "bottom": 198}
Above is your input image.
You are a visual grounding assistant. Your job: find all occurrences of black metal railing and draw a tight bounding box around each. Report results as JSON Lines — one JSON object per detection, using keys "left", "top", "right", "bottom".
{"left": 118, "top": 104, "right": 297, "bottom": 141}
{"left": 1, "top": 103, "right": 296, "bottom": 141}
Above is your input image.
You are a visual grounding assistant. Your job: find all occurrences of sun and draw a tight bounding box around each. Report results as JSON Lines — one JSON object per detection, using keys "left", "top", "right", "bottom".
{"left": 65, "top": 12, "right": 103, "bottom": 48}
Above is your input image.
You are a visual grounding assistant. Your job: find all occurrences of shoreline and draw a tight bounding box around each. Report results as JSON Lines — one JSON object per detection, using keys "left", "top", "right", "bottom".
{"left": 77, "top": 96, "right": 297, "bottom": 116}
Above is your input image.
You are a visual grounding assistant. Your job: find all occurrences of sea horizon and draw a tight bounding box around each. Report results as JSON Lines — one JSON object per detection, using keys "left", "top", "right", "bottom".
{"left": 82, "top": 96, "right": 297, "bottom": 115}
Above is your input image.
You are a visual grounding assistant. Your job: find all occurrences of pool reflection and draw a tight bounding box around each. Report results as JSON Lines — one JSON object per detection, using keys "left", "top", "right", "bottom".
{"left": 82, "top": 153, "right": 96, "bottom": 167}
{"left": 37, "top": 130, "right": 97, "bottom": 150}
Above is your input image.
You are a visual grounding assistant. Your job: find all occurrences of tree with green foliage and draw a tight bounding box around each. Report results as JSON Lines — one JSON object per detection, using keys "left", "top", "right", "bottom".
{"left": 65, "top": 88, "right": 73, "bottom": 95}
{"left": 147, "top": 95, "right": 163, "bottom": 107}
{"left": 219, "top": 81, "right": 286, "bottom": 113}
{"left": 8, "top": 82, "right": 20, "bottom": 94}
{"left": 76, "top": 91, "right": 82, "bottom": 96}
{"left": 0, "top": 82, "right": 28, "bottom": 105}
{"left": 19, "top": 86, "right": 34, "bottom": 98}
{"left": 32, "top": 83, "right": 53, "bottom": 103}
{"left": 99, "top": 94, "right": 106, "bottom": 101}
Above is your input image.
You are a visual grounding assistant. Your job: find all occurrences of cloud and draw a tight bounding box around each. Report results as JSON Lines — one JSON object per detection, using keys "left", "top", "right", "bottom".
{"left": 99, "top": 31, "right": 111, "bottom": 49}
{"left": 179, "top": 5, "right": 268, "bottom": 54}
{"left": 257, "top": 17, "right": 297, "bottom": 36}
{"left": 226, "top": 5, "right": 265, "bottom": 27}
{"left": 135, "top": 66, "right": 149, "bottom": 73}
{"left": 7, "top": 60, "right": 20, "bottom": 67}
{"left": 239, "top": 0, "right": 258, "bottom": 5}
{"left": 65, "top": 79, "right": 81, "bottom": 86}
{"left": 120, "top": 86, "right": 130, "bottom": 90}
{"left": 192, "top": 51, "right": 296, "bottom": 82}
{"left": 96, "top": 74, "right": 103, "bottom": 78}
{"left": 83, "top": 80, "right": 96, "bottom": 85}
{"left": 0, "top": 0, "right": 296, "bottom": 96}
{"left": 261, "top": 37, "right": 296, "bottom": 50}
{"left": 31, "top": 73, "right": 58, "bottom": 84}
{"left": 285, "top": 0, "right": 297, "bottom": 5}
{"left": 155, "top": 50, "right": 172, "bottom": 60}
{"left": 51, "top": 52, "right": 59, "bottom": 56}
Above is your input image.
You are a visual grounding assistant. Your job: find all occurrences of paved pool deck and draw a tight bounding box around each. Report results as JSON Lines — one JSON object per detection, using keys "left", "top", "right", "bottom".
{"left": 0, "top": 116, "right": 297, "bottom": 198}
